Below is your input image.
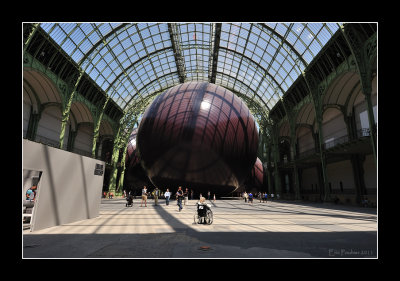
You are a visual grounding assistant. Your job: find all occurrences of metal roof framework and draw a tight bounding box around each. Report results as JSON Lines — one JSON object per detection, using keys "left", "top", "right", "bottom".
{"left": 36, "top": 22, "right": 342, "bottom": 125}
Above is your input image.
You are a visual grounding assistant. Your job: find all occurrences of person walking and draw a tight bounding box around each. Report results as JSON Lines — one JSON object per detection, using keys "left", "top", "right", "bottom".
{"left": 141, "top": 186, "right": 148, "bottom": 207}
{"left": 184, "top": 188, "right": 189, "bottom": 206}
{"left": 244, "top": 192, "right": 248, "bottom": 203}
{"left": 176, "top": 186, "right": 184, "bottom": 212}
{"left": 248, "top": 192, "right": 253, "bottom": 204}
{"left": 154, "top": 187, "right": 160, "bottom": 206}
{"left": 213, "top": 194, "right": 216, "bottom": 202}
{"left": 164, "top": 189, "right": 171, "bottom": 205}
{"left": 264, "top": 192, "right": 268, "bottom": 203}
{"left": 190, "top": 189, "right": 194, "bottom": 200}
{"left": 207, "top": 191, "right": 211, "bottom": 200}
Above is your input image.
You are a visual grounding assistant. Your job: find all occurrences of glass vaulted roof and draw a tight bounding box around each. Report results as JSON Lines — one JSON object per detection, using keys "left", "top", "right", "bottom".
{"left": 39, "top": 22, "right": 341, "bottom": 113}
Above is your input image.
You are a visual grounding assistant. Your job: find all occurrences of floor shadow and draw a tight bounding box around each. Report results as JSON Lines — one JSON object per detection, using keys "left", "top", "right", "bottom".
{"left": 22, "top": 230, "right": 377, "bottom": 258}
{"left": 153, "top": 202, "right": 193, "bottom": 232}
{"left": 23, "top": 199, "right": 377, "bottom": 258}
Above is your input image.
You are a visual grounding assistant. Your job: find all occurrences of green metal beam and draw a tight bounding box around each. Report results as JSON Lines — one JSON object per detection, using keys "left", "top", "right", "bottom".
{"left": 339, "top": 25, "right": 376, "bottom": 166}
{"left": 78, "top": 23, "right": 130, "bottom": 65}
{"left": 92, "top": 96, "right": 111, "bottom": 157}
{"left": 104, "top": 46, "right": 172, "bottom": 95}
{"left": 23, "top": 23, "right": 40, "bottom": 53}
{"left": 59, "top": 68, "right": 85, "bottom": 149}
{"left": 258, "top": 23, "right": 308, "bottom": 68}
{"left": 168, "top": 23, "right": 186, "bottom": 83}
{"left": 209, "top": 23, "right": 222, "bottom": 84}
{"left": 219, "top": 46, "right": 285, "bottom": 103}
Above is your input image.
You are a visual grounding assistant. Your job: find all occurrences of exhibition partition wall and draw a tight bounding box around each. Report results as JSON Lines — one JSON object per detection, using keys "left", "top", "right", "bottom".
{"left": 23, "top": 139, "right": 104, "bottom": 231}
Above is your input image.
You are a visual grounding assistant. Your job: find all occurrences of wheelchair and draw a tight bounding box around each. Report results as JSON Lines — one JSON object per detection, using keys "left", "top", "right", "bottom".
{"left": 125, "top": 195, "right": 133, "bottom": 207}
{"left": 194, "top": 203, "right": 213, "bottom": 224}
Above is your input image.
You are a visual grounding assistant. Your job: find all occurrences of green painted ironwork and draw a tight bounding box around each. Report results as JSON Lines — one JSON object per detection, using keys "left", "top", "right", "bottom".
{"left": 23, "top": 23, "right": 376, "bottom": 202}
{"left": 59, "top": 69, "right": 85, "bottom": 149}
{"left": 339, "top": 25, "right": 376, "bottom": 166}
{"left": 24, "top": 51, "right": 118, "bottom": 153}
{"left": 168, "top": 23, "right": 186, "bottom": 83}
{"left": 92, "top": 96, "right": 110, "bottom": 158}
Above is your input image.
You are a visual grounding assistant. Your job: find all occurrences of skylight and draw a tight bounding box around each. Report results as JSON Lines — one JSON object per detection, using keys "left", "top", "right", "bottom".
{"left": 39, "top": 22, "right": 341, "bottom": 112}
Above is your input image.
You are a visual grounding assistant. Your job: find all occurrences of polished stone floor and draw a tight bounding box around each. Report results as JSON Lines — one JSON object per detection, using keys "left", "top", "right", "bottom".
{"left": 23, "top": 198, "right": 377, "bottom": 258}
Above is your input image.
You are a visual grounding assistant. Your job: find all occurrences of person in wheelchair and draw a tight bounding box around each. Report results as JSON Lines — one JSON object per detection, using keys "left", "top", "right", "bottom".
{"left": 194, "top": 197, "right": 213, "bottom": 224}
{"left": 126, "top": 194, "right": 133, "bottom": 207}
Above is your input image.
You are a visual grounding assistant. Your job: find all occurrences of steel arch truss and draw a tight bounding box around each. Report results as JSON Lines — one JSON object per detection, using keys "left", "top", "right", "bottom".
{"left": 35, "top": 22, "right": 341, "bottom": 129}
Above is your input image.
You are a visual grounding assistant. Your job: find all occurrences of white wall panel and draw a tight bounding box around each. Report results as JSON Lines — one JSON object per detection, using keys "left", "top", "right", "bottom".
{"left": 23, "top": 139, "right": 104, "bottom": 232}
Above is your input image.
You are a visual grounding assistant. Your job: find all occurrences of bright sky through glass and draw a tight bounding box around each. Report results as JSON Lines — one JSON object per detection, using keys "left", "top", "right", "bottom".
{"left": 40, "top": 22, "right": 341, "bottom": 112}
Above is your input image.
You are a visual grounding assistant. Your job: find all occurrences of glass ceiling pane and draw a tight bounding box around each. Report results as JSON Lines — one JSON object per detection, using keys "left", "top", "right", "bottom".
{"left": 38, "top": 22, "right": 341, "bottom": 113}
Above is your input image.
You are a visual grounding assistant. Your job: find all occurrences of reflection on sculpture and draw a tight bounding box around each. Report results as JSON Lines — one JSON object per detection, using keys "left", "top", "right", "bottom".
{"left": 236, "top": 157, "right": 265, "bottom": 194}
{"left": 251, "top": 157, "right": 264, "bottom": 188}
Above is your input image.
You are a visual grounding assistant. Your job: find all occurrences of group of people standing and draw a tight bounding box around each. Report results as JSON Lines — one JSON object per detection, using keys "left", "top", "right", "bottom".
{"left": 138, "top": 186, "right": 198, "bottom": 212}
{"left": 242, "top": 191, "right": 277, "bottom": 203}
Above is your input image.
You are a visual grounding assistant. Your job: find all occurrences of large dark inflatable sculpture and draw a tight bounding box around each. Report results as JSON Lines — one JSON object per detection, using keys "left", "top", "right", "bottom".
{"left": 124, "top": 128, "right": 153, "bottom": 194}
{"left": 136, "top": 82, "right": 259, "bottom": 196}
{"left": 251, "top": 157, "right": 265, "bottom": 188}
{"left": 237, "top": 157, "right": 265, "bottom": 193}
